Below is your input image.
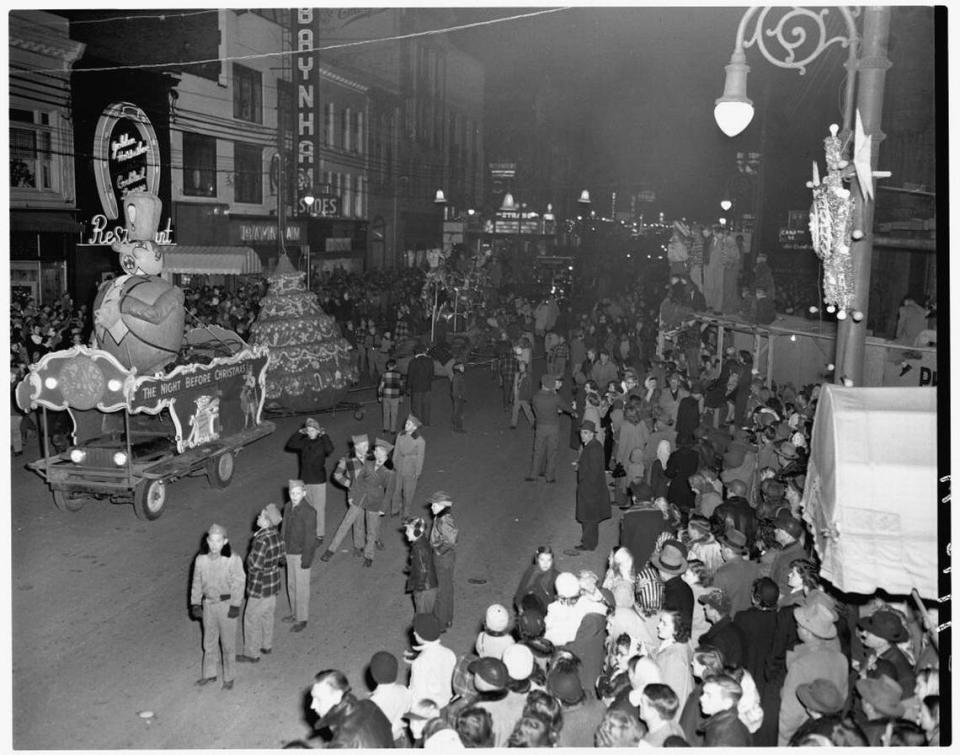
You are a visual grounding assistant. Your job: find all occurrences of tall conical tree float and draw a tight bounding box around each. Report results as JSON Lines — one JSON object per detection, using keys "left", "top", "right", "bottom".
{"left": 250, "top": 255, "right": 357, "bottom": 411}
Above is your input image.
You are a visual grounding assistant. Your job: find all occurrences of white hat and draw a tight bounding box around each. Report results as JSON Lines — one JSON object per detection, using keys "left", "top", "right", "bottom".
{"left": 423, "top": 729, "right": 464, "bottom": 750}
{"left": 502, "top": 644, "right": 534, "bottom": 681}
{"left": 485, "top": 604, "right": 510, "bottom": 633}
{"left": 555, "top": 572, "right": 580, "bottom": 599}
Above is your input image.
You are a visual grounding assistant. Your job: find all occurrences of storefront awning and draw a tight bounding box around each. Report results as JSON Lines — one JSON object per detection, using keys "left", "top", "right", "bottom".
{"left": 161, "top": 246, "right": 261, "bottom": 275}
{"left": 11, "top": 210, "right": 81, "bottom": 233}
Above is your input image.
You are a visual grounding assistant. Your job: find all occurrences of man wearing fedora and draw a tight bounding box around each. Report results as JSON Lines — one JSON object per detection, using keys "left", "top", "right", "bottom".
{"left": 711, "top": 481, "right": 757, "bottom": 550}
{"left": 712, "top": 528, "right": 760, "bottom": 617}
{"left": 853, "top": 675, "right": 906, "bottom": 746}
{"left": 787, "top": 678, "right": 848, "bottom": 746}
{"left": 858, "top": 608, "right": 915, "bottom": 699}
{"left": 652, "top": 539, "right": 694, "bottom": 626}
{"left": 778, "top": 601, "right": 849, "bottom": 745}
{"left": 574, "top": 419, "right": 610, "bottom": 551}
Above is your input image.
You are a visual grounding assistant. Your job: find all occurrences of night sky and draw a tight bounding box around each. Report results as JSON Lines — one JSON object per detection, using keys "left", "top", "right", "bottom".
{"left": 445, "top": 6, "right": 892, "bottom": 234}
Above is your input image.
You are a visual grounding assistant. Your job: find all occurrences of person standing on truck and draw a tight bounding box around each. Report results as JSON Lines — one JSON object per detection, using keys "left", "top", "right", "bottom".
{"left": 285, "top": 418, "right": 334, "bottom": 546}
{"left": 190, "top": 523, "right": 246, "bottom": 690}
{"left": 282, "top": 480, "right": 318, "bottom": 633}
{"left": 238, "top": 503, "right": 285, "bottom": 664}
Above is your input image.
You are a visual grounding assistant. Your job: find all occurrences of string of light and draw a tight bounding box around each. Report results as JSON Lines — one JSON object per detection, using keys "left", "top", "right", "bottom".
{"left": 29, "top": 8, "right": 572, "bottom": 75}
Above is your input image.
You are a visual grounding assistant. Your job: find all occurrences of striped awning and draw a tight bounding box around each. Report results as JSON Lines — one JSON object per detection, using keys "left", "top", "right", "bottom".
{"left": 161, "top": 246, "right": 261, "bottom": 275}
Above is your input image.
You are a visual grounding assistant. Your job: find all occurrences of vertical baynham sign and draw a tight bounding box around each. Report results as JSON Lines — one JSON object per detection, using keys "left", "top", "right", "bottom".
{"left": 294, "top": 9, "right": 320, "bottom": 213}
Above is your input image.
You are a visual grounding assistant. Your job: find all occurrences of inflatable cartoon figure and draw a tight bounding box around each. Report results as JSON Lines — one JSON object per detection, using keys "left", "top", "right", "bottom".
{"left": 93, "top": 191, "right": 185, "bottom": 373}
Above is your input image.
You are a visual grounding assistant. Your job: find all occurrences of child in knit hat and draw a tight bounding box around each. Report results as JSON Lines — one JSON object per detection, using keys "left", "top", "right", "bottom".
{"left": 368, "top": 650, "right": 413, "bottom": 746}
{"left": 476, "top": 603, "right": 516, "bottom": 659}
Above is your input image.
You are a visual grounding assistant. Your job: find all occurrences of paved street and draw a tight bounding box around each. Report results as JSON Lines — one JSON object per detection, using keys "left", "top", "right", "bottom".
{"left": 11, "top": 360, "right": 622, "bottom": 748}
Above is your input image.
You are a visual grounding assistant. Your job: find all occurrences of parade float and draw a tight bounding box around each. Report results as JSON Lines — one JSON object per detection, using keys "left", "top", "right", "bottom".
{"left": 248, "top": 254, "right": 357, "bottom": 412}
{"left": 16, "top": 192, "right": 275, "bottom": 520}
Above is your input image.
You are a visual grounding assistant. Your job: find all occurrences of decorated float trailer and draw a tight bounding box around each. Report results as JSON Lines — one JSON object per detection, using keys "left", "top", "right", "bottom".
{"left": 16, "top": 345, "right": 275, "bottom": 520}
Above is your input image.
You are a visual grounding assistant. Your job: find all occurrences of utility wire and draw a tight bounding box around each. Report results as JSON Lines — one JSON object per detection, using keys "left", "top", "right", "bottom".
{"left": 31, "top": 8, "right": 572, "bottom": 75}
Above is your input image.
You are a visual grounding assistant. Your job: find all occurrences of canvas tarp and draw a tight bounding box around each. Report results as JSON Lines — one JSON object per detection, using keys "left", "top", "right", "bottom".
{"left": 161, "top": 246, "right": 261, "bottom": 275}
{"left": 801, "top": 385, "right": 938, "bottom": 599}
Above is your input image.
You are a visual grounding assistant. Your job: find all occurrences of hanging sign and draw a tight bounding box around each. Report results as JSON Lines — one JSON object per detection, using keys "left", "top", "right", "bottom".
{"left": 78, "top": 213, "right": 173, "bottom": 246}
{"left": 93, "top": 102, "right": 162, "bottom": 219}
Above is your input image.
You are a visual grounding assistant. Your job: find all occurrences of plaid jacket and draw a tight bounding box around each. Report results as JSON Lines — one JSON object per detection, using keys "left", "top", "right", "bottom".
{"left": 246, "top": 526, "right": 285, "bottom": 598}
{"left": 378, "top": 369, "right": 404, "bottom": 399}
{"left": 550, "top": 342, "right": 570, "bottom": 361}
{"left": 394, "top": 319, "right": 409, "bottom": 342}
{"left": 499, "top": 354, "right": 519, "bottom": 383}
{"left": 333, "top": 454, "right": 365, "bottom": 491}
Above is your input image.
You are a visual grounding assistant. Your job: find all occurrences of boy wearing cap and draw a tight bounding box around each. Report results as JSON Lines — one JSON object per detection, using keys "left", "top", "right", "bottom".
{"left": 239, "top": 504, "right": 285, "bottom": 663}
{"left": 285, "top": 418, "right": 334, "bottom": 544}
{"left": 408, "top": 613, "right": 457, "bottom": 708}
{"left": 324, "top": 435, "right": 370, "bottom": 562}
{"left": 392, "top": 415, "right": 425, "bottom": 518}
{"left": 368, "top": 650, "right": 413, "bottom": 746}
{"left": 282, "top": 480, "right": 318, "bottom": 632}
{"left": 189, "top": 523, "right": 246, "bottom": 690}
{"left": 324, "top": 436, "right": 395, "bottom": 567}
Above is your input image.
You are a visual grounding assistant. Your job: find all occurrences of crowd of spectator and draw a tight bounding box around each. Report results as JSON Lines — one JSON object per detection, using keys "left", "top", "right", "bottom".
{"left": 286, "top": 266, "right": 940, "bottom": 748}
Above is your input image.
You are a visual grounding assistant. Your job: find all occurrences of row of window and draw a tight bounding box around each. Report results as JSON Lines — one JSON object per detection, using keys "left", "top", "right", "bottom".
{"left": 10, "top": 108, "right": 56, "bottom": 191}
{"left": 182, "top": 131, "right": 365, "bottom": 216}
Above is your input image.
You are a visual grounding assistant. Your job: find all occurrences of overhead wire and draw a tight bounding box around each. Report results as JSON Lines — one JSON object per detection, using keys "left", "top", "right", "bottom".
{"left": 29, "top": 8, "right": 573, "bottom": 75}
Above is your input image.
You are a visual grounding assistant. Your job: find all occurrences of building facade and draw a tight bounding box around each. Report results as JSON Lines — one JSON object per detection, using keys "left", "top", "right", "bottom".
{"left": 9, "top": 11, "right": 85, "bottom": 307}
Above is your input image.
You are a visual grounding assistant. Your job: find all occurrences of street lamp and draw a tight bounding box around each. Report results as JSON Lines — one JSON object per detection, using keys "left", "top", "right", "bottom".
{"left": 430, "top": 188, "right": 447, "bottom": 342}
{"left": 715, "top": 6, "right": 891, "bottom": 385}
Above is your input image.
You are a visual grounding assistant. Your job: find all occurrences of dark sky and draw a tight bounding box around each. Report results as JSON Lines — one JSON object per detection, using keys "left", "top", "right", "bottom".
{"left": 444, "top": 6, "right": 882, "bottom": 229}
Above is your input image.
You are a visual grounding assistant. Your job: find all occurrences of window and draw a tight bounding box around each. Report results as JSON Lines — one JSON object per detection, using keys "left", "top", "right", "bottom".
{"left": 10, "top": 109, "right": 55, "bottom": 191}
{"left": 341, "top": 108, "right": 351, "bottom": 152}
{"left": 234, "top": 142, "right": 262, "bottom": 203}
{"left": 233, "top": 64, "right": 262, "bottom": 123}
{"left": 325, "top": 103, "right": 335, "bottom": 147}
{"left": 183, "top": 132, "right": 217, "bottom": 197}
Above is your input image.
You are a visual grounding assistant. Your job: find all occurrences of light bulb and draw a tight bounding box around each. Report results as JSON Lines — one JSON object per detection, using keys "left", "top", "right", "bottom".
{"left": 836, "top": 310, "right": 848, "bottom": 320}
{"left": 852, "top": 310, "right": 863, "bottom": 322}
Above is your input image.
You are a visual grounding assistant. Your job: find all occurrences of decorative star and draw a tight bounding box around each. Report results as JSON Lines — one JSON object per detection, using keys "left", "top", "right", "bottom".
{"left": 853, "top": 109, "right": 893, "bottom": 202}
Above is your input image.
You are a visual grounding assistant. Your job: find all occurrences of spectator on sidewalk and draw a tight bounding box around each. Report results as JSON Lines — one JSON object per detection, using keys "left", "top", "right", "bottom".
{"left": 282, "top": 481, "right": 318, "bottom": 633}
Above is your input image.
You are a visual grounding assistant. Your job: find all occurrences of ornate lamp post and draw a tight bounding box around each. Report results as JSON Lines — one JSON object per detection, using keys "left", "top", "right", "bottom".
{"left": 714, "top": 6, "right": 891, "bottom": 385}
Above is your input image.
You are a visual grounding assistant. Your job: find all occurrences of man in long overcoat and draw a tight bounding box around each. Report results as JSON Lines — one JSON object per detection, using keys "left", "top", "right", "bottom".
{"left": 575, "top": 419, "right": 610, "bottom": 551}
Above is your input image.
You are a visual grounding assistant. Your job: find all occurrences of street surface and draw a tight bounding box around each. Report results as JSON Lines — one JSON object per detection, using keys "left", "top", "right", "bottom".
{"left": 10, "top": 359, "right": 623, "bottom": 748}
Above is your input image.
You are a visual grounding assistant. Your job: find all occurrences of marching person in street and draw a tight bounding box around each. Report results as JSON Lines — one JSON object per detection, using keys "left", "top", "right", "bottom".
{"left": 391, "top": 414, "right": 425, "bottom": 518}
{"left": 323, "top": 435, "right": 394, "bottom": 567}
{"left": 428, "top": 491, "right": 459, "bottom": 630}
{"left": 284, "top": 417, "right": 335, "bottom": 546}
{"left": 378, "top": 358, "right": 405, "bottom": 435}
{"left": 574, "top": 419, "right": 611, "bottom": 551}
{"left": 282, "top": 480, "right": 318, "bottom": 633}
{"left": 450, "top": 361, "right": 467, "bottom": 433}
{"left": 526, "top": 374, "right": 561, "bottom": 483}
{"left": 190, "top": 523, "right": 246, "bottom": 690}
{"left": 238, "top": 503, "right": 285, "bottom": 664}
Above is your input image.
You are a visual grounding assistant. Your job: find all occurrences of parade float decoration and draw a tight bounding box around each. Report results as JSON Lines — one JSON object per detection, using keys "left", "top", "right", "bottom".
{"left": 91, "top": 191, "right": 185, "bottom": 373}
{"left": 807, "top": 115, "right": 890, "bottom": 321}
{"left": 249, "top": 255, "right": 357, "bottom": 412}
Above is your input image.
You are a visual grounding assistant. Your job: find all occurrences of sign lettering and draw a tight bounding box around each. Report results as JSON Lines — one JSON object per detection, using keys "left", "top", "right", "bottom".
{"left": 295, "top": 9, "right": 319, "bottom": 207}
{"left": 81, "top": 214, "right": 173, "bottom": 246}
{"left": 93, "top": 102, "right": 161, "bottom": 219}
